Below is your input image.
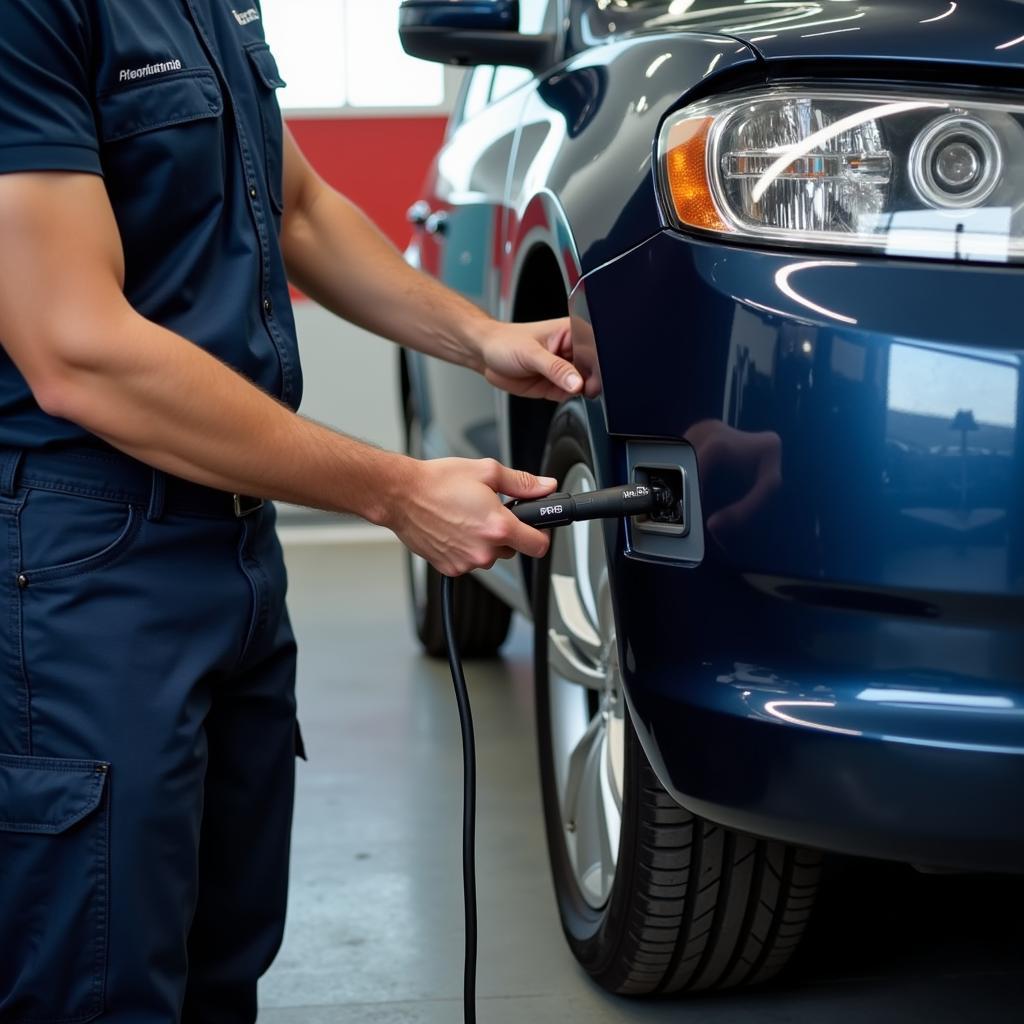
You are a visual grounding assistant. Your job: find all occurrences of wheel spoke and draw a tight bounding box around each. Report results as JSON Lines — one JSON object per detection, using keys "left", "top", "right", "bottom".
{"left": 565, "top": 712, "right": 620, "bottom": 907}
{"left": 548, "top": 572, "right": 604, "bottom": 689}
{"left": 572, "top": 515, "right": 600, "bottom": 628}
{"left": 594, "top": 747, "right": 620, "bottom": 899}
{"left": 551, "top": 507, "right": 602, "bottom": 650}
{"left": 562, "top": 711, "right": 605, "bottom": 833}
{"left": 548, "top": 630, "right": 605, "bottom": 689}
{"left": 583, "top": 518, "right": 614, "bottom": 639}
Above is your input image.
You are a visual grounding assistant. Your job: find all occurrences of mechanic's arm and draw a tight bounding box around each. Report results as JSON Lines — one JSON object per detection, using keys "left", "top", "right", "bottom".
{"left": 0, "top": 171, "right": 553, "bottom": 575}
{"left": 279, "top": 128, "right": 583, "bottom": 402}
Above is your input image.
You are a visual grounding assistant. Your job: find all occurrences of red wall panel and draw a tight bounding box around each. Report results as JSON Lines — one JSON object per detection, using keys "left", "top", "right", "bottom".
{"left": 287, "top": 116, "right": 446, "bottom": 250}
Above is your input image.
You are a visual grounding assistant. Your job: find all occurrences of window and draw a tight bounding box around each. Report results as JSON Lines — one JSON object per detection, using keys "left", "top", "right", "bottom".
{"left": 261, "top": 0, "right": 446, "bottom": 111}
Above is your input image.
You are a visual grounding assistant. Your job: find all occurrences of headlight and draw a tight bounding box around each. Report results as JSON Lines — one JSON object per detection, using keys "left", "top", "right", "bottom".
{"left": 658, "top": 88, "right": 1024, "bottom": 264}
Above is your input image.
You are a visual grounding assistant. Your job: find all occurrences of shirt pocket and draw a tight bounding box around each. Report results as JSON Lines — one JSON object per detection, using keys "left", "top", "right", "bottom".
{"left": 97, "top": 67, "right": 223, "bottom": 144}
{"left": 95, "top": 69, "right": 227, "bottom": 293}
{"left": 0, "top": 753, "right": 110, "bottom": 1023}
{"left": 244, "top": 42, "right": 287, "bottom": 215}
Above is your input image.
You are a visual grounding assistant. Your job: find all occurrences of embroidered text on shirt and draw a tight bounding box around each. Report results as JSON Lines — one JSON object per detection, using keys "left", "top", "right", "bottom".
{"left": 232, "top": 8, "right": 261, "bottom": 26}
{"left": 119, "top": 59, "right": 183, "bottom": 83}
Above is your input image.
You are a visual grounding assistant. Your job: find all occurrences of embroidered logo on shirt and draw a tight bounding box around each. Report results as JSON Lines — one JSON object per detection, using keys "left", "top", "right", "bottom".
{"left": 119, "top": 59, "right": 183, "bottom": 83}
{"left": 232, "top": 7, "right": 261, "bottom": 26}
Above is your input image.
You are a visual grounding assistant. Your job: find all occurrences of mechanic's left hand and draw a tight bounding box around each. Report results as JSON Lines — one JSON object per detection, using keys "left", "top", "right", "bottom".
{"left": 476, "top": 317, "right": 584, "bottom": 401}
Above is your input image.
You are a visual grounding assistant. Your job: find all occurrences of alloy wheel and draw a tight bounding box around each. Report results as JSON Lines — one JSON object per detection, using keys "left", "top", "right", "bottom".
{"left": 546, "top": 463, "right": 625, "bottom": 909}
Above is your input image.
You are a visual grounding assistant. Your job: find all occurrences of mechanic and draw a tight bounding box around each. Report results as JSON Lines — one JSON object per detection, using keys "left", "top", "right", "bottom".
{"left": 0, "top": 3, "right": 585, "bottom": 1022}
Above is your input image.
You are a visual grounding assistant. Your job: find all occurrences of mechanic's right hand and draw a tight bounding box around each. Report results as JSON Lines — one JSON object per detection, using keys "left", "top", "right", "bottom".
{"left": 390, "top": 457, "right": 556, "bottom": 577}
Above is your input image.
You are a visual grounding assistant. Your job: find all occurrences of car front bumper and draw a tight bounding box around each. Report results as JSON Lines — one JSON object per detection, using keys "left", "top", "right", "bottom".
{"left": 573, "top": 230, "right": 1024, "bottom": 872}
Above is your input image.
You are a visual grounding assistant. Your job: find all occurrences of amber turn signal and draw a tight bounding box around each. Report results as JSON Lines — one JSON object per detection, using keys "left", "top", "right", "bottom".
{"left": 663, "top": 116, "right": 728, "bottom": 231}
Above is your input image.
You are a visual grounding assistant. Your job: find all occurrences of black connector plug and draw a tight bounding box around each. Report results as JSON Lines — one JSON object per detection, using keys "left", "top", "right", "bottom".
{"left": 633, "top": 465, "right": 688, "bottom": 535}
{"left": 507, "top": 482, "right": 668, "bottom": 529}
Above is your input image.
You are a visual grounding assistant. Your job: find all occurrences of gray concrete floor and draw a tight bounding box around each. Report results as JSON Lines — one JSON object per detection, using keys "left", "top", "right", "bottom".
{"left": 259, "top": 540, "right": 1024, "bottom": 1023}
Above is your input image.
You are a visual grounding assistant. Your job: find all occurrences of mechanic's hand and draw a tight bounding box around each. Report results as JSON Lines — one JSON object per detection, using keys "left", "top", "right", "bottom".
{"left": 476, "top": 317, "right": 585, "bottom": 401}
{"left": 393, "top": 457, "right": 556, "bottom": 576}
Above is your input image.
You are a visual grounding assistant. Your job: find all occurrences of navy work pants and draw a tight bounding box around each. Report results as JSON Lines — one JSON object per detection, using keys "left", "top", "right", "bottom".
{"left": 0, "top": 448, "right": 299, "bottom": 1023}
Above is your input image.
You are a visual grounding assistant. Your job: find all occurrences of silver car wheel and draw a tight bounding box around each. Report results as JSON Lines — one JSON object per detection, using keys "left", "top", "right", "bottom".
{"left": 547, "top": 463, "right": 625, "bottom": 910}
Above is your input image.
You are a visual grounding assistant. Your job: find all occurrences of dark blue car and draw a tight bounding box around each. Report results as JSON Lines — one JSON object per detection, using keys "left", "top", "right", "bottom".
{"left": 397, "top": 0, "right": 1024, "bottom": 995}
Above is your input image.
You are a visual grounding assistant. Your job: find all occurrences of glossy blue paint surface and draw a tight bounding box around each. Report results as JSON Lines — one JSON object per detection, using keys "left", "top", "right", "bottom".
{"left": 571, "top": 0, "right": 1024, "bottom": 72}
{"left": 572, "top": 229, "right": 1024, "bottom": 869}
{"left": 611, "top": 543, "right": 1024, "bottom": 870}
{"left": 731, "top": 0, "right": 1024, "bottom": 71}
{"left": 580, "top": 232, "right": 1024, "bottom": 596}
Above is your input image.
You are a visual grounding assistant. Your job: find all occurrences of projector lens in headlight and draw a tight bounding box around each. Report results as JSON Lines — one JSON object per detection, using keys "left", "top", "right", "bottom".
{"left": 910, "top": 115, "right": 1002, "bottom": 209}
{"left": 658, "top": 89, "right": 1024, "bottom": 263}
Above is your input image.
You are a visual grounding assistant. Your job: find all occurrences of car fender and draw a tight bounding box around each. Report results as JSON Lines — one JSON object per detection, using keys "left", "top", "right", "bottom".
{"left": 498, "top": 188, "right": 580, "bottom": 323}
{"left": 505, "top": 32, "right": 761, "bottom": 279}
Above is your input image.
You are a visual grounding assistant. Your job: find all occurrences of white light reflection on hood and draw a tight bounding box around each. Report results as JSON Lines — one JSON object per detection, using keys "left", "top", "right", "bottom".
{"left": 763, "top": 700, "right": 862, "bottom": 736}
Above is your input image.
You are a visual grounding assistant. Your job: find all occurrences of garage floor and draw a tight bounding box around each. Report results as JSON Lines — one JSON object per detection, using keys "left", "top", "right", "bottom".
{"left": 258, "top": 539, "right": 1023, "bottom": 1023}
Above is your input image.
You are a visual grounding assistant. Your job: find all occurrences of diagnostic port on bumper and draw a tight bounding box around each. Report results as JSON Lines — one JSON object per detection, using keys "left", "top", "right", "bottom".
{"left": 633, "top": 465, "right": 688, "bottom": 536}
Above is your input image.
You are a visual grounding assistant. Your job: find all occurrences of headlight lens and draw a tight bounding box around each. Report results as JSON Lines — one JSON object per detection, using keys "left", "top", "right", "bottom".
{"left": 658, "top": 89, "right": 1024, "bottom": 263}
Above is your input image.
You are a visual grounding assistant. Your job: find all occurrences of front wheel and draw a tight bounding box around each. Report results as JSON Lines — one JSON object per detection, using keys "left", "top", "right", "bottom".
{"left": 534, "top": 401, "right": 822, "bottom": 994}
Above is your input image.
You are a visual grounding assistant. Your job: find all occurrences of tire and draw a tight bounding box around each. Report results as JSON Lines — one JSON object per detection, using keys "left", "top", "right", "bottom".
{"left": 534, "top": 401, "right": 822, "bottom": 995}
{"left": 403, "top": 394, "right": 512, "bottom": 658}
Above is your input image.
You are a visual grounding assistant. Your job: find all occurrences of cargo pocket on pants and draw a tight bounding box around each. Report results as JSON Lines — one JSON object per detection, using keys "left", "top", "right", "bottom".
{"left": 0, "top": 754, "right": 110, "bottom": 1024}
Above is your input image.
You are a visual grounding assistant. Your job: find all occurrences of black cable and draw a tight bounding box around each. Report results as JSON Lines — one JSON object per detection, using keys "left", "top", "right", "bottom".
{"left": 439, "top": 482, "right": 669, "bottom": 1024}
{"left": 442, "top": 574, "right": 477, "bottom": 1024}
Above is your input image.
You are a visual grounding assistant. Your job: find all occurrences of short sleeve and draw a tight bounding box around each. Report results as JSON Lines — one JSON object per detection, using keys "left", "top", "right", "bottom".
{"left": 0, "top": 0, "right": 101, "bottom": 176}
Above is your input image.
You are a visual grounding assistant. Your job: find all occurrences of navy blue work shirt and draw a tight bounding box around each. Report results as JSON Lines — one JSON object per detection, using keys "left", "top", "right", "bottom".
{"left": 0, "top": 0, "right": 302, "bottom": 449}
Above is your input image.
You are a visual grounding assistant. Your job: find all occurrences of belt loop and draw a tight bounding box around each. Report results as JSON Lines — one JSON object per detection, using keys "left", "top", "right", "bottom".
{"left": 0, "top": 449, "right": 24, "bottom": 499}
{"left": 146, "top": 468, "right": 166, "bottom": 523}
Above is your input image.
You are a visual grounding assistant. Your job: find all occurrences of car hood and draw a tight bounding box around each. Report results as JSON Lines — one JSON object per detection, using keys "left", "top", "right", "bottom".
{"left": 620, "top": 1, "right": 1024, "bottom": 72}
